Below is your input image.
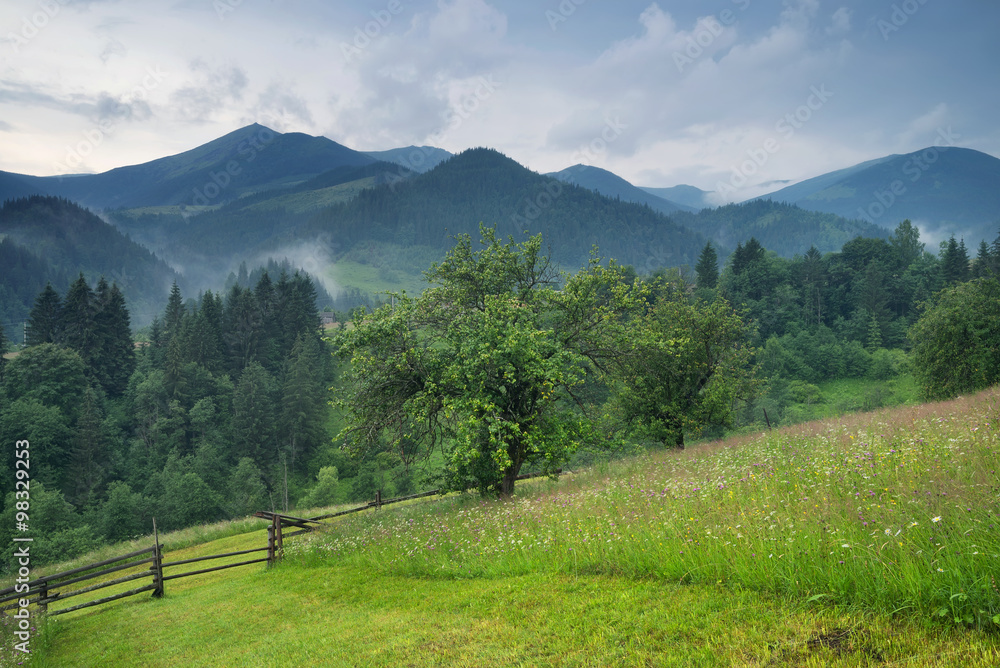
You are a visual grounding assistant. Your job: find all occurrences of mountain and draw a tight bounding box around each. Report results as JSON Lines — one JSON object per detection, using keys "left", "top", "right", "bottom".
{"left": 671, "top": 199, "right": 890, "bottom": 257}
{"left": 0, "top": 196, "right": 180, "bottom": 328}
{"left": 547, "top": 164, "right": 696, "bottom": 215}
{"left": 29, "top": 124, "right": 378, "bottom": 210}
{"left": 147, "top": 148, "right": 708, "bottom": 276}
{"left": 639, "top": 184, "right": 714, "bottom": 210}
{"left": 756, "top": 147, "right": 1000, "bottom": 243}
{"left": 0, "top": 170, "right": 53, "bottom": 203}
{"left": 364, "top": 146, "right": 453, "bottom": 174}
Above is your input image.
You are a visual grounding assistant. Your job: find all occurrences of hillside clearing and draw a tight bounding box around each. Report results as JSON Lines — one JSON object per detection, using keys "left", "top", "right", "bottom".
{"left": 10, "top": 388, "right": 1000, "bottom": 666}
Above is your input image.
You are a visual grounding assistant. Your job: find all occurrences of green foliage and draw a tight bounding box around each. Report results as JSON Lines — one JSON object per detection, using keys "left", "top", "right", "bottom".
{"left": 695, "top": 242, "right": 719, "bottom": 289}
{"left": 100, "top": 481, "right": 151, "bottom": 543}
{"left": 611, "top": 293, "right": 759, "bottom": 447}
{"left": 333, "top": 227, "right": 644, "bottom": 497}
{"left": 225, "top": 458, "right": 268, "bottom": 518}
{"left": 298, "top": 466, "right": 340, "bottom": 509}
{"left": 910, "top": 278, "right": 1000, "bottom": 400}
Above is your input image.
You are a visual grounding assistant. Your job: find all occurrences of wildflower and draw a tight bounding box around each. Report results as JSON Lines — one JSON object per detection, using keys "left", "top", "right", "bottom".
{"left": 932, "top": 516, "right": 942, "bottom": 523}
{"left": 842, "top": 544, "right": 850, "bottom": 548}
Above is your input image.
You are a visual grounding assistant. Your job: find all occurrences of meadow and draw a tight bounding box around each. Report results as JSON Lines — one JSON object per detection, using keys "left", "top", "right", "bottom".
{"left": 290, "top": 387, "right": 1000, "bottom": 628}
{"left": 5, "top": 388, "right": 1000, "bottom": 666}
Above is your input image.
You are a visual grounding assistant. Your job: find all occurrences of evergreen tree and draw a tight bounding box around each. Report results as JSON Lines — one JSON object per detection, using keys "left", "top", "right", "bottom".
{"left": 94, "top": 281, "right": 135, "bottom": 396}
{"left": 224, "top": 284, "right": 261, "bottom": 373}
{"left": 940, "top": 236, "right": 970, "bottom": 285}
{"left": 0, "top": 322, "right": 7, "bottom": 380}
{"left": 164, "top": 281, "right": 185, "bottom": 343}
{"left": 61, "top": 274, "right": 99, "bottom": 370}
{"left": 865, "top": 311, "right": 882, "bottom": 352}
{"left": 231, "top": 362, "right": 277, "bottom": 468}
{"left": 70, "top": 385, "right": 107, "bottom": 506}
{"left": 695, "top": 242, "right": 719, "bottom": 289}
{"left": 26, "top": 283, "right": 63, "bottom": 346}
{"left": 889, "top": 219, "right": 924, "bottom": 269}
{"left": 279, "top": 335, "right": 326, "bottom": 474}
{"left": 973, "top": 240, "right": 993, "bottom": 279}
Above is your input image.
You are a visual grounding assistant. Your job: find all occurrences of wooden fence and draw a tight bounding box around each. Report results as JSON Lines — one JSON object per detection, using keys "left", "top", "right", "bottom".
{"left": 0, "top": 520, "right": 272, "bottom": 618}
{"left": 0, "top": 470, "right": 563, "bottom": 618}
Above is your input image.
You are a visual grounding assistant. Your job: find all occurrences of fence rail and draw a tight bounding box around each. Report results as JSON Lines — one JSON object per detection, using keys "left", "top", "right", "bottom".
{"left": 4, "top": 470, "right": 568, "bottom": 618}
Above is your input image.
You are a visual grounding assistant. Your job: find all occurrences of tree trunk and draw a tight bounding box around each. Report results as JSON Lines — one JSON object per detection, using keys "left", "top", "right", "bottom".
{"left": 499, "top": 466, "right": 519, "bottom": 497}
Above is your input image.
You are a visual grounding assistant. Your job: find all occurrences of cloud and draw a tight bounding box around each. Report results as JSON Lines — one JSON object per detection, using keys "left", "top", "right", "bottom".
{"left": 895, "top": 103, "right": 950, "bottom": 149}
{"left": 169, "top": 60, "right": 249, "bottom": 123}
{"left": 242, "top": 83, "right": 315, "bottom": 131}
{"left": 827, "top": 7, "right": 852, "bottom": 36}
{"left": 99, "top": 37, "right": 128, "bottom": 63}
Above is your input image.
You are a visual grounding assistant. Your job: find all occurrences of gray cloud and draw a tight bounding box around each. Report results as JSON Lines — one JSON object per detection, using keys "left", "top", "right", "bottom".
{"left": 169, "top": 60, "right": 249, "bottom": 122}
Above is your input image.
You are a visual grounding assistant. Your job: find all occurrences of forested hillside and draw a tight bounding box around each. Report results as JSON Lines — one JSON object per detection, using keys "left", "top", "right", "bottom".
{"left": 2, "top": 216, "right": 999, "bottom": 574}
{"left": 0, "top": 197, "right": 179, "bottom": 333}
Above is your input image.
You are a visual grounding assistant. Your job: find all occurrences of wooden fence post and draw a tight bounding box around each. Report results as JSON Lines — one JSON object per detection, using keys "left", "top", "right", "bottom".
{"left": 267, "top": 523, "right": 275, "bottom": 566}
{"left": 376, "top": 490, "right": 382, "bottom": 511}
{"left": 152, "top": 518, "right": 164, "bottom": 598}
{"left": 275, "top": 516, "right": 283, "bottom": 559}
{"left": 38, "top": 581, "right": 47, "bottom": 614}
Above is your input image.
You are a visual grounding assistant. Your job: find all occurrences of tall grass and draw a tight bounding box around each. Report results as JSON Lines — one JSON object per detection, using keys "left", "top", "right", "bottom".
{"left": 289, "top": 387, "right": 1000, "bottom": 628}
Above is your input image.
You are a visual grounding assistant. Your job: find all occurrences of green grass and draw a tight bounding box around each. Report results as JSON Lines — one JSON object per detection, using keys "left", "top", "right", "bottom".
{"left": 9, "top": 389, "right": 1000, "bottom": 666}
{"left": 328, "top": 243, "right": 443, "bottom": 297}
{"left": 779, "top": 375, "right": 921, "bottom": 426}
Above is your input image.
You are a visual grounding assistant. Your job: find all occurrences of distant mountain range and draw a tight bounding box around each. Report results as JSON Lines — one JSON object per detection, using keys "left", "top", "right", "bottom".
{"left": 364, "top": 146, "right": 453, "bottom": 174}
{"left": 639, "top": 184, "right": 715, "bottom": 210}
{"left": 2, "top": 124, "right": 998, "bottom": 323}
{"left": 754, "top": 147, "right": 1000, "bottom": 243}
{"left": 546, "top": 164, "right": 696, "bottom": 215}
{"left": 0, "top": 124, "right": 378, "bottom": 210}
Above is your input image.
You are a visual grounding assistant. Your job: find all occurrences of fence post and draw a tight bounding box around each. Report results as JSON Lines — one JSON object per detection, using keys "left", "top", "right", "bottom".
{"left": 275, "top": 516, "right": 283, "bottom": 559}
{"left": 267, "top": 522, "right": 275, "bottom": 566}
{"left": 376, "top": 490, "right": 382, "bottom": 511}
{"left": 151, "top": 518, "right": 164, "bottom": 598}
{"left": 38, "top": 581, "right": 47, "bottom": 614}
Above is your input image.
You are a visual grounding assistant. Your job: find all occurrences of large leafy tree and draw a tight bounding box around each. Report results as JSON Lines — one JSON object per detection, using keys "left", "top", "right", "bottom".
{"left": 910, "top": 278, "right": 1000, "bottom": 400}
{"left": 610, "top": 290, "right": 759, "bottom": 448}
{"left": 332, "top": 228, "right": 640, "bottom": 497}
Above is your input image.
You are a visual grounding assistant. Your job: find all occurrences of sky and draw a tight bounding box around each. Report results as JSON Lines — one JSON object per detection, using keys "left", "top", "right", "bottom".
{"left": 1, "top": 0, "right": 998, "bottom": 202}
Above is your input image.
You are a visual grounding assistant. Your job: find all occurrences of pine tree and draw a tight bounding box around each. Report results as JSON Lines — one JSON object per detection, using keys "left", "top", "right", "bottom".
{"left": 973, "top": 240, "right": 993, "bottom": 279}
{"left": 695, "top": 242, "right": 719, "bottom": 289}
{"left": 940, "top": 236, "right": 968, "bottom": 285}
{"left": 231, "top": 361, "right": 276, "bottom": 468}
{"left": 61, "top": 274, "right": 99, "bottom": 373}
{"left": 866, "top": 311, "right": 882, "bottom": 352}
{"left": 26, "top": 283, "right": 63, "bottom": 346}
{"left": 97, "top": 283, "right": 136, "bottom": 396}
{"left": 279, "top": 335, "right": 326, "bottom": 475}
{"left": 70, "top": 385, "right": 106, "bottom": 506}
{"left": 224, "top": 284, "right": 261, "bottom": 373}
{"left": 0, "top": 322, "right": 7, "bottom": 381}
{"left": 164, "top": 282, "right": 185, "bottom": 343}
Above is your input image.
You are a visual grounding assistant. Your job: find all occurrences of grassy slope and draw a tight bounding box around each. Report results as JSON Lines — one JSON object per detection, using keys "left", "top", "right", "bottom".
{"left": 13, "top": 390, "right": 1000, "bottom": 666}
